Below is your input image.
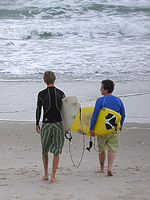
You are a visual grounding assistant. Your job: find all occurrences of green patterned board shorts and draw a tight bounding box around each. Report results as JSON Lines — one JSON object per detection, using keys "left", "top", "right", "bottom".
{"left": 97, "top": 130, "right": 120, "bottom": 153}
{"left": 41, "top": 122, "right": 64, "bottom": 154}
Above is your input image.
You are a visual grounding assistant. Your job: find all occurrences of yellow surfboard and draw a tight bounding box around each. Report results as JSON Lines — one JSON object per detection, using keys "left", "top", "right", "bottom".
{"left": 71, "top": 106, "right": 121, "bottom": 136}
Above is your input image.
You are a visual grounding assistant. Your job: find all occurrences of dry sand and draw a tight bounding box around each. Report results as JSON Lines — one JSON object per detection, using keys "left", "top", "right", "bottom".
{"left": 0, "top": 121, "right": 150, "bottom": 200}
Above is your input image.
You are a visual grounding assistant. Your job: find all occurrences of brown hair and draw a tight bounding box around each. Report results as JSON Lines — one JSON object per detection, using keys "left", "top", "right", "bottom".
{"left": 44, "top": 71, "right": 56, "bottom": 85}
{"left": 101, "top": 79, "right": 115, "bottom": 93}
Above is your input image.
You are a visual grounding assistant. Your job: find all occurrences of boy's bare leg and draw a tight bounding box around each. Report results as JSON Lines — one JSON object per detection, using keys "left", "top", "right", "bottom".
{"left": 107, "top": 150, "right": 115, "bottom": 176}
{"left": 51, "top": 154, "right": 59, "bottom": 183}
{"left": 98, "top": 151, "right": 106, "bottom": 173}
{"left": 42, "top": 153, "right": 49, "bottom": 180}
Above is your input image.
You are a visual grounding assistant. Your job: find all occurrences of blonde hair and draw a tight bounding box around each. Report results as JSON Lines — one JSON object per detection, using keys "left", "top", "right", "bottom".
{"left": 44, "top": 71, "right": 56, "bottom": 84}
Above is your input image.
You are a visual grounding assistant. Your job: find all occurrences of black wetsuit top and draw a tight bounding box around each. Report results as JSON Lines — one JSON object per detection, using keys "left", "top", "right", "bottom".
{"left": 36, "top": 86, "right": 65, "bottom": 125}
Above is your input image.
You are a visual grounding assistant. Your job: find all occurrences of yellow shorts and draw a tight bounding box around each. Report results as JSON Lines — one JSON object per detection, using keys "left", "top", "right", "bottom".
{"left": 97, "top": 130, "right": 120, "bottom": 153}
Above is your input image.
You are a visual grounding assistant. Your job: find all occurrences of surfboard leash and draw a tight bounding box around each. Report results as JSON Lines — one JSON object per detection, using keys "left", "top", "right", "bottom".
{"left": 93, "top": 136, "right": 100, "bottom": 152}
{"left": 86, "top": 136, "right": 93, "bottom": 152}
{"left": 64, "top": 107, "right": 86, "bottom": 169}
{"left": 79, "top": 108, "right": 94, "bottom": 153}
{"left": 65, "top": 129, "right": 86, "bottom": 169}
{"left": 86, "top": 136, "right": 99, "bottom": 152}
{"left": 69, "top": 131, "right": 85, "bottom": 169}
{"left": 65, "top": 107, "right": 95, "bottom": 168}
{"left": 65, "top": 131, "right": 72, "bottom": 141}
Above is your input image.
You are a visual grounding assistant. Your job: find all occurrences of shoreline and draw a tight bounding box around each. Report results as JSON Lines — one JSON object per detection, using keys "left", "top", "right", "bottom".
{"left": 1, "top": 120, "right": 150, "bottom": 127}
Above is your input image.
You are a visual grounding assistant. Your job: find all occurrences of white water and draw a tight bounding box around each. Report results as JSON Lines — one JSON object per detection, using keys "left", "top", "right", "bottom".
{"left": 0, "top": 0, "right": 150, "bottom": 82}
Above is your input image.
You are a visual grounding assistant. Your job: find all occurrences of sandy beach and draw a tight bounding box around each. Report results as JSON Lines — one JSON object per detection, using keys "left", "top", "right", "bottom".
{"left": 1, "top": 0, "right": 150, "bottom": 198}
{"left": 0, "top": 120, "right": 150, "bottom": 200}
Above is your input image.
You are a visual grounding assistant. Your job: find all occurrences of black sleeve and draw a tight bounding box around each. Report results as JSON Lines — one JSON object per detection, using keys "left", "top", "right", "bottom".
{"left": 36, "top": 95, "right": 43, "bottom": 126}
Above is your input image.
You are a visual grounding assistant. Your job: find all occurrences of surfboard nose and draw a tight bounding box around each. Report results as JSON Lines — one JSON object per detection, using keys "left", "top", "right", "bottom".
{"left": 63, "top": 97, "right": 68, "bottom": 102}
{"left": 61, "top": 96, "right": 80, "bottom": 130}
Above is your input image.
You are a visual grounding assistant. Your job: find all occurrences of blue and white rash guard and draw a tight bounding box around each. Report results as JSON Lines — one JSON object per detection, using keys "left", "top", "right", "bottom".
{"left": 90, "top": 95, "right": 125, "bottom": 130}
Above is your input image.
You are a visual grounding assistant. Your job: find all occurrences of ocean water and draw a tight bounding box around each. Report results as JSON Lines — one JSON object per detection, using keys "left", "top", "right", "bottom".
{"left": 0, "top": 0, "right": 150, "bottom": 82}
{"left": 0, "top": 0, "right": 150, "bottom": 123}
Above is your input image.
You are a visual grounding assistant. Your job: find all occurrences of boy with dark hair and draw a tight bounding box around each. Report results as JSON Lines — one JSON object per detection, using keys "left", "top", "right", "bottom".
{"left": 89, "top": 79, "right": 125, "bottom": 176}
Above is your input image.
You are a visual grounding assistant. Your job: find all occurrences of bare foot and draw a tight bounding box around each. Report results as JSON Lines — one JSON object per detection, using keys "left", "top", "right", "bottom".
{"left": 98, "top": 169, "right": 105, "bottom": 173}
{"left": 107, "top": 170, "right": 113, "bottom": 176}
{"left": 95, "top": 169, "right": 105, "bottom": 173}
{"left": 50, "top": 177, "right": 58, "bottom": 183}
{"left": 42, "top": 176, "right": 49, "bottom": 180}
